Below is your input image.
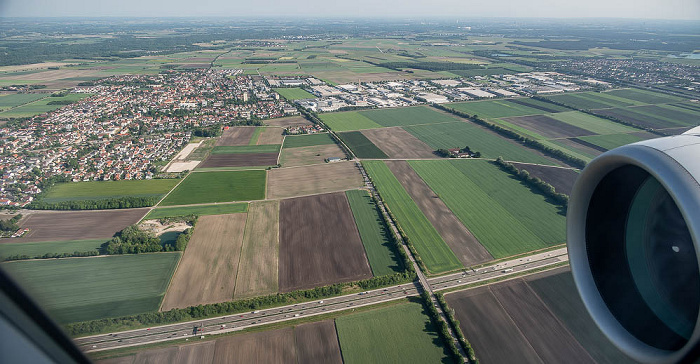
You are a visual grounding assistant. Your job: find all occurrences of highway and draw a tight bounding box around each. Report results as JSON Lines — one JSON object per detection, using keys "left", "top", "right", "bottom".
{"left": 76, "top": 247, "right": 568, "bottom": 353}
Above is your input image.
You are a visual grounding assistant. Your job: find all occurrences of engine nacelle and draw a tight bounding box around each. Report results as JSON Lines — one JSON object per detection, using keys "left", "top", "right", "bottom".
{"left": 567, "top": 126, "right": 700, "bottom": 363}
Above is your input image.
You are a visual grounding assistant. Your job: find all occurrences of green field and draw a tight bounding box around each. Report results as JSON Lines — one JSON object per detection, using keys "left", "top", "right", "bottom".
{"left": 145, "top": 203, "right": 249, "bottom": 219}
{"left": 337, "top": 131, "right": 388, "bottom": 159}
{"left": 448, "top": 99, "right": 545, "bottom": 119}
{"left": 248, "top": 127, "right": 263, "bottom": 145}
{"left": 577, "top": 133, "right": 647, "bottom": 151}
{"left": 2, "top": 253, "right": 180, "bottom": 323}
{"left": 410, "top": 160, "right": 566, "bottom": 258}
{"left": 605, "top": 88, "right": 684, "bottom": 105}
{"left": 0, "top": 93, "right": 92, "bottom": 118}
{"left": 505, "top": 98, "right": 571, "bottom": 112}
{"left": 282, "top": 133, "right": 335, "bottom": 148}
{"left": 544, "top": 93, "right": 623, "bottom": 110}
{"left": 0, "top": 93, "right": 47, "bottom": 110}
{"left": 358, "top": 106, "right": 457, "bottom": 127}
{"left": 404, "top": 121, "right": 555, "bottom": 165}
{"left": 335, "top": 302, "right": 449, "bottom": 364}
{"left": 319, "top": 111, "right": 383, "bottom": 132}
{"left": 548, "top": 111, "right": 639, "bottom": 135}
{"left": 345, "top": 190, "right": 403, "bottom": 276}
{"left": 211, "top": 144, "right": 281, "bottom": 154}
{"left": 42, "top": 179, "right": 180, "bottom": 203}
{"left": 0, "top": 239, "right": 105, "bottom": 261}
{"left": 363, "top": 161, "right": 461, "bottom": 273}
{"left": 160, "top": 170, "right": 266, "bottom": 206}
{"left": 273, "top": 87, "right": 316, "bottom": 100}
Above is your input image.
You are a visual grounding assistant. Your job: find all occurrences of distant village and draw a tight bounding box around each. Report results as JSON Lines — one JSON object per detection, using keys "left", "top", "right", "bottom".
{"left": 0, "top": 70, "right": 296, "bottom": 207}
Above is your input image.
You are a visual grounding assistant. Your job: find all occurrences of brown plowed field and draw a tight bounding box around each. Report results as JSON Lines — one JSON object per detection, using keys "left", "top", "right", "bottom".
{"left": 362, "top": 127, "right": 436, "bottom": 159}
{"left": 294, "top": 320, "right": 343, "bottom": 364}
{"left": 9, "top": 209, "right": 146, "bottom": 243}
{"left": 510, "top": 163, "right": 579, "bottom": 196}
{"left": 386, "top": 161, "right": 492, "bottom": 266}
{"left": 132, "top": 347, "right": 178, "bottom": 364}
{"left": 234, "top": 201, "right": 280, "bottom": 299}
{"left": 280, "top": 144, "right": 345, "bottom": 167}
{"left": 279, "top": 192, "right": 372, "bottom": 292}
{"left": 503, "top": 115, "right": 594, "bottom": 138}
{"left": 96, "top": 357, "right": 135, "bottom": 364}
{"left": 160, "top": 214, "right": 247, "bottom": 310}
{"left": 175, "top": 342, "right": 216, "bottom": 364}
{"left": 569, "top": 138, "right": 608, "bottom": 153}
{"left": 216, "top": 127, "right": 256, "bottom": 146}
{"left": 556, "top": 138, "right": 605, "bottom": 158}
{"left": 264, "top": 116, "right": 313, "bottom": 127}
{"left": 267, "top": 162, "right": 363, "bottom": 199}
{"left": 212, "top": 327, "right": 296, "bottom": 363}
{"left": 198, "top": 153, "right": 279, "bottom": 168}
{"left": 257, "top": 128, "right": 285, "bottom": 145}
{"left": 446, "top": 276, "right": 597, "bottom": 364}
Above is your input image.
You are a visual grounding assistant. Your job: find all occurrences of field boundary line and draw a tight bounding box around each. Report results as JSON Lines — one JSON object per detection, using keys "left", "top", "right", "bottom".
{"left": 231, "top": 213, "right": 251, "bottom": 300}
{"left": 489, "top": 283, "right": 544, "bottom": 363}
{"left": 158, "top": 251, "right": 184, "bottom": 312}
{"left": 154, "top": 174, "right": 190, "bottom": 208}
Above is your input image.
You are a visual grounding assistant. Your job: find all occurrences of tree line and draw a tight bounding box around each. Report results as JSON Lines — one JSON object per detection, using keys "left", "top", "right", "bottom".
{"left": 102, "top": 220, "right": 196, "bottom": 255}
{"left": 419, "top": 291, "right": 464, "bottom": 363}
{"left": 494, "top": 157, "right": 569, "bottom": 207}
{"left": 436, "top": 292, "right": 480, "bottom": 364}
{"left": 0, "top": 214, "right": 22, "bottom": 232}
{"left": 29, "top": 196, "right": 158, "bottom": 210}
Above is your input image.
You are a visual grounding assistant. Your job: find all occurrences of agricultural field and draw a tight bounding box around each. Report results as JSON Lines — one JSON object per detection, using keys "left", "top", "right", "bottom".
{"left": 363, "top": 161, "right": 462, "bottom": 273}
{"left": 509, "top": 163, "right": 579, "bottom": 196}
{"left": 267, "top": 162, "right": 363, "bottom": 199}
{"left": 335, "top": 301, "right": 449, "bottom": 363}
{"left": 386, "top": 161, "right": 492, "bottom": 266}
{"left": 161, "top": 214, "right": 247, "bottom": 310}
{"left": 278, "top": 192, "right": 372, "bottom": 292}
{"left": 213, "top": 327, "right": 296, "bottom": 363}
{"left": 282, "top": 133, "right": 335, "bottom": 149}
{"left": 0, "top": 93, "right": 47, "bottom": 110}
{"left": 2, "top": 253, "right": 181, "bottom": 323}
{"left": 410, "top": 160, "right": 566, "bottom": 258}
{"left": 211, "top": 145, "right": 281, "bottom": 154}
{"left": 41, "top": 179, "right": 179, "bottom": 203}
{"left": 255, "top": 127, "right": 285, "bottom": 145}
{"left": 575, "top": 132, "right": 650, "bottom": 151}
{"left": 234, "top": 201, "right": 280, "bottom": 299}
{"left": 0, "top": 93, "right": 93, "bottom": 118}
{"left": 279, "top": 143, "right": 346, "bottom": 167}
{"left": 504, "top": 97, "right": 572, "bottom": 113}
{"left": 197, "top": 153, "right": 279, "bottom": 168}
{"left": 160, "top": 170, "right": 266, "bottom": 206}
{"left": 337, "top": 131, "right": 388, "bottom": 159}
{"left": 216, "top": 127, "right": 257, "bottom": 146}
{"left": 448, "top": 99, "right": 547, "bottom": 119}
{"left": 0, "top": 239, "right": 105, "bottom": 261}
{"left": 361, "top": 127, "right": 436, "bottom": 159}
{"left": 318, "top": 111, "right": 382, "bottom": 132}
{"left": 145, "top": 203, "right": 248, "bottom": 219}
{"left": 592, "top": 107, "right": 693, "bottom": 130}
{"left": 548, "top": 111, "right": 640, "bottom": 135}
{"left": 445, "top": 267, "right": 634, "bottom": 364}
{"left": 12, "top": 209, "right": 147, "bottom": 243}
{"left": 404, "top": 121, "right": 557, "bottom": 165}
{"left": 263, "top": 115, "right": 313, "bottom": 127}
{"left": 358, "top": 105, "right": 458, "bottom": 127}
{"left": 605, "top": 88, "right": 684, "bottom": 105}
{"left": 345, "top": 190, "right": 404, "bottom": 276}
{"left": 273, "top": 87, "right": 316, "bottom": 100}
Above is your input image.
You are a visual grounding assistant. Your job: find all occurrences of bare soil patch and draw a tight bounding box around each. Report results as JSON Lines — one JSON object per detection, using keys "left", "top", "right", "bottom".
{"left": 568, "top": 138, "right": 608, "bottom": 152}
{"left": 264, "top": 116, "right": 313, "bottom": 127}
{"left": 503, "top": 115, "right": 594, "bottom": 138}
{"left": 556, "top": 138, "right": 605, "bottom": 158}
{"left": 280, "top": 144, "right": 345, "bottom": 167}
{"left": 509, "top": 163, "right": 579, "bottom": 196}
{"left": 132, "top": 347, "right": 178, "bottom": 364}
{"left": 216, "top": 127, "right": 256, "bottom": 146}
{"left": 139, "top": 220, "right": 191, "bottom": 236}
{"left": 294, "top": 320, "right": 343, "bottom": 364}
{"left": 386, "top": 161, "right": 492, "bottom": 266}
{"left": 174, "top": 341, "right": 216, "bottom": 364}
{"left": 160, "top": 214, "right": 247, "bottom": 310}
{"left": 279, "top": 192, "right": 371, "bottom": 292}
{"left": 212, "top": 327, "right": 296, "bottom": 363}
{"left": 267, "top": 162, "right": 363, "bottom": 199}
{"left": 362, "top": 127, "right": 436, "bottom": 159}
{"left": 8, "top": 209, "right": 146, "bottom": 243}
{"left": 234, "top": 201, "right": 280, "bottom": 299}
{"left": 257, "top": 128, "right": 285, "bottom": 145}
{"left": 198, "top": 153, "right": 279, "bottom": 168}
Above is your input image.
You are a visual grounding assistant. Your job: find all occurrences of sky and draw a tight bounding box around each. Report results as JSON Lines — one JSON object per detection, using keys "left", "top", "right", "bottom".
{"left": 1, "top": 0, "right": 699, "bottom": 20}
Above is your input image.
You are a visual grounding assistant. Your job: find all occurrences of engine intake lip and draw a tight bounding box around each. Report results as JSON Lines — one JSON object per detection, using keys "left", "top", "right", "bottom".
{"left": 568, "top": 143, "right": 700, "bottom": 364}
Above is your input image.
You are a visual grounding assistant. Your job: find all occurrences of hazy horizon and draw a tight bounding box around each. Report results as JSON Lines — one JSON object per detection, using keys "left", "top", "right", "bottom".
{"left": 1, "top": 0, "right": 699, "bottom": 21}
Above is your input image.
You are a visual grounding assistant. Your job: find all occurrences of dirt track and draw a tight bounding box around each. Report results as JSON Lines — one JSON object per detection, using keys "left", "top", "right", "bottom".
{"left": 267, "top": 162, "right": 363, "bottom": 199}
{"left": 216, "top": 127, "right": 256, "bottom": 146}
{"left": 386, "top": 161, "right": 492, "bottom": 266}
{"left": 8, "top": 209, "right": 147, "bottom": 243}
{"left": 198, "top": 153, "right": 279, "bottom": 168}
{"left": 160, "top": 214, "right": 247, "bottom": 311}
{"left": 362, "top": 127, "right": 436, "bottom": 159}
{"left": 279, "top": 192, "right": 372, "bottom": 292}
